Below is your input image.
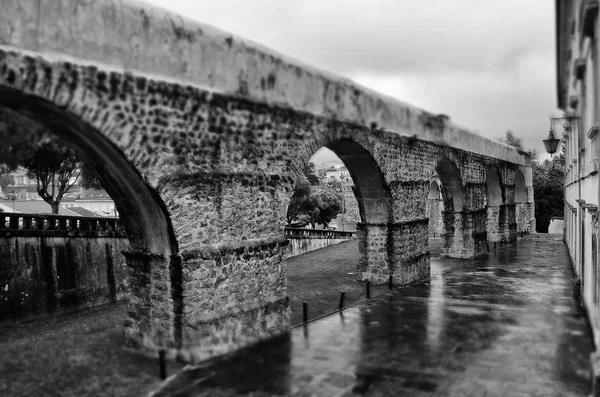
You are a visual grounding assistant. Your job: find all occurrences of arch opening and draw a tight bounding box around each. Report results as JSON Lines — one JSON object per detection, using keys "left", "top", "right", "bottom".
{"left": 324, "top": 139, "right": 392, "bottom": 224}
{"left": 514, "top": 170, "right": 529, "bottom": 234}
{"left": 515, "top": 171, "right": 527, "bottom": 203}
{"left": 435, "top": 158, "right": 464, "bottom": 212}
{"left": 284, "top": 139, "right": 392, "bottom": 324}
{"left": 485, "top": 166, "right": 505, "bottom": 244}
{"left": 433, "top": 157, "right": 465, "bottom": 257}
{"left": 426, "top": 179, "right": 445, "bottom": 258}
{"left": 485, "top": 166, "right": 504, "bottom": 207}
{"left": 0, "top": 86, "right": 179, "bottom": 350}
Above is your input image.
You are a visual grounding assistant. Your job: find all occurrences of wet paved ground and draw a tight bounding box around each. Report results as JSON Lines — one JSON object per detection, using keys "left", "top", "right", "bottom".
{"left": 153, "top": 234, "right": 593, "bottom": 397}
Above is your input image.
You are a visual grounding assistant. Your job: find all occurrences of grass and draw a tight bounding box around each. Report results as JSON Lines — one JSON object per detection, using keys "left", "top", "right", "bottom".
{"left": 286, "top": 238, "right": 442, "bottom": 325}
{"left": 286, "top": 240, "right": 366, "bottom": 325}
{"left": 0, "top": 302, "right": 183, "bottom": 397}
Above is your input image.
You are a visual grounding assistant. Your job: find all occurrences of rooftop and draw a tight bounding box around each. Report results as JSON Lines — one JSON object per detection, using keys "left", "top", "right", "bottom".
{"left": 0, "top": 200, "right": 81, "bottom": 216}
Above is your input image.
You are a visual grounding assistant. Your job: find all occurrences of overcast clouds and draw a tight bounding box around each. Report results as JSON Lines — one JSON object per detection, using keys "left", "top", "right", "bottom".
{"left": 143, "top": 0, "right": 560, "bottom": 161}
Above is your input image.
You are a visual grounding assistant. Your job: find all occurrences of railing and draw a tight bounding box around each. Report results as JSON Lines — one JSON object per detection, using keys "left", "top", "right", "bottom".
{"left": 292, "top": 277, "right": 397, "bottom": 328}
{"left": 0, "top": 212, "right": 124, "bottom": 236}
{"left": 284, "top": 227, "right": 357, "bottom": 239}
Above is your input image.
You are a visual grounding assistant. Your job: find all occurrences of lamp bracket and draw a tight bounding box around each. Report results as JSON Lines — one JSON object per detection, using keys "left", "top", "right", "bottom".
{"left": 550, "top": 114, "right": 579, "bottom": 130}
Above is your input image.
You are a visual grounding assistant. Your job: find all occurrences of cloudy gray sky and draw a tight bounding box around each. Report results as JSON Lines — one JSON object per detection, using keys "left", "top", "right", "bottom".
{"left": 144, "top": 0, "right": 560, "bottom": 164}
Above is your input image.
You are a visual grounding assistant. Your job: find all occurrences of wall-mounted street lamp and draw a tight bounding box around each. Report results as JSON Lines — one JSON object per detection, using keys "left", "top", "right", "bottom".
{"left": 545, "top": 113, "right": 579, "bottom": 156}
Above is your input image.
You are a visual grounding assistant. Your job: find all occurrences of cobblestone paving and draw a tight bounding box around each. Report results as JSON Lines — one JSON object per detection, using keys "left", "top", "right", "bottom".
{"left": 153, "top": 235, "right": 593, "bottom": 397}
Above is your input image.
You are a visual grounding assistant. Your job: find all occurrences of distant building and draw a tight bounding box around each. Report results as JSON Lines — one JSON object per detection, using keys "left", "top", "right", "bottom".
{"left": 322, "top": 165, "right": 360, "bottom": 223}
{"left": 62, "top": 188, "right": 118, "bottom": 217}
{"left": 4, "top": 168, "right": 40, "bottom": 200}
{"left": 68, "top": 206, "right": 104, "bottom": 218}
{"left": 556, "top": 0, "right": 600, "bottom": 354}
{"left": 548, "top": 217, "right": 565, "bottom": 235}
{"left": 0, "top": 200, "right": 81, "bottom": 216}
{"left": 324, "top": 165, "right": 352, "bottom": 183}
{"left": 2, "top": 167, "right": 117, "bottom": 217}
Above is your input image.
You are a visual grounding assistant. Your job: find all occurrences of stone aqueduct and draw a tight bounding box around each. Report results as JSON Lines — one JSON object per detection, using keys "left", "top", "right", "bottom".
{"left": 1, "top": 0, "right": 533, "bottom": 361}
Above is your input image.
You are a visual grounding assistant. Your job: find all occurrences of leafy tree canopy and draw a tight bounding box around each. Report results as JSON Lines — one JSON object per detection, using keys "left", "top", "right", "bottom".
{"left": 497, "top": 129, "right": 523, "bottom": 150}
{"left": 286, "top": 180, "right": 342, "bottom": 228}
{"left": 0, "top": 175, "right": 14, "bottom": 189}
{"left": 499, "top": 129, "right": 564, "bottom": 232}
{"left": 0, "top": 107, "right": 103, "bottom": 213}
{"left": 302, "top": 161, "right": 320, "bottom": 186}
{"left": 310, "top": 187, "right": 343, "bottom": 228}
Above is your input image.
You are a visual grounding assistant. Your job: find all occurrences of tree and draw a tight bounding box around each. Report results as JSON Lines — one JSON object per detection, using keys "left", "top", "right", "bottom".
{"left": 310, "top": 187, "right": 343, "bottom": 228}
{"left": 531, "top": 155, "right": 565, "bottom": 232}
{"left": 23, "top": 139, "right": 82, "bottom": 214}
{"left": 0, "top": 175, "right": 14, "bottom": 190}
{"left": 79, "top": 159, "right": 104, "bottom": 190}
{"left": 0, "top": 107, "right": 43, "bottom": 175}
{"left": 0, "top": 106, "right": 103, "bottom": 214}
{"left": 500, "top": 129, "right": 565, "bottom": 233}
{"left": 302, "top": 161, "right": 320, "bottom": 186}
{"left": 286, "top": 179, "right": 316, "bottom": 225}
{"left": 286, "top": 181, "right": 343, "bottom": 228}
{"left": 497, "top": 129, "right": 523, "bottom": 150}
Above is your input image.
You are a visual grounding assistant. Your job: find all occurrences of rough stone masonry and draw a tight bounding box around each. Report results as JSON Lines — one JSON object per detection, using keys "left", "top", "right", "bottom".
{"left": 0, "top": 0, "right": 534, "bottom": 362}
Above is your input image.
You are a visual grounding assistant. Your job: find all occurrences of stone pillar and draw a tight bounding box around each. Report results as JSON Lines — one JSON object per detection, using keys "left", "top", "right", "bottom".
{"left": 357, "top": 219, "right": 430, "bottom": 284}
{"left": 486, "top": 205, "right": 502, "bottom": 242}
{"left": 503, "top": 203, "right": 518, "bottom": 242}
{"left": 122, "top": 250, "right": 175, "bottom": 351}
{"left": 357, "top": 222, "right": 390, "bottom": 283}
{"left": 427, "top": 198, "right": 443, "bottom": 237}
{"left": 487, "top": 204, "right": 517, "bottom": 247}
{"left": 389, "top": 218, "right": 430, "bottom": 284}
{"left": 177, "top": 239, "right": 290, "bottom": 363}
{"left": 442, "top": 210, "right": 487, "bottom": 258}
{"left": 515, "top": 202, "right": 532, "bottom": 234}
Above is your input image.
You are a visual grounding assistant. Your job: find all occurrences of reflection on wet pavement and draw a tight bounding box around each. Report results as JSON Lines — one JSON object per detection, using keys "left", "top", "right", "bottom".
{"left": 152, "top": 235, "right": 592, "bottom": 397}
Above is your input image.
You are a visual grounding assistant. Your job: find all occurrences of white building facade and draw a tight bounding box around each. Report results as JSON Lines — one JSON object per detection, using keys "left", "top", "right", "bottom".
{"left": 556, "top": 0, "right": 600, "bottom": 353}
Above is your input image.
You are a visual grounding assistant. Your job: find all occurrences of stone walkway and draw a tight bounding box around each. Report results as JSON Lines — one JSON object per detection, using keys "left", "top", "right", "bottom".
{"left": 152, "top": 234, "right": 593, "bottom": 397}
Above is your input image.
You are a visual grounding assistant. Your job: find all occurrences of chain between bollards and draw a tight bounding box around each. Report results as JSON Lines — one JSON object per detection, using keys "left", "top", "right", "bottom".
{"left": 159, "top": 349, "right": 167, "bottom": 380}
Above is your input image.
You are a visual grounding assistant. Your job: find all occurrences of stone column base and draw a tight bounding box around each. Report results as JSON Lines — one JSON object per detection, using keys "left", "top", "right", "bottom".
{"left": 122, "top": 250, "right": 175, "bottom": 353}
{"left": 176, "top": 238, "right": 290, "bottom": 363}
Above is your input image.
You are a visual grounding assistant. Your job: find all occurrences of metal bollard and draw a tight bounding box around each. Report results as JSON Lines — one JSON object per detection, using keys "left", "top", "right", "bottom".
{"left": 159, "top": 350, "right": 167, "bottom": 380}
{"left": 366, "top": 281, "right": 371, "bottom": 299}
{"left": 339, "top": 292, "right": 345, "bottom": 310}
{"left": 388, "top": 275, "right": 393, "bottom": 290}
{"left": 303, "top": 301, "right": 308, "bottom": 323}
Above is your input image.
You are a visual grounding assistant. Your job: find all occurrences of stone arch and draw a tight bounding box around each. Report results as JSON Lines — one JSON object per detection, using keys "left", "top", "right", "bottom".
{"left": 324, "top": 139, "right": 391, "bottom": 224}
{"left": 434, "top": 157, "right": 469, "bottom": 257}
{"left": 486, "top": 166, "right": 504, "bottom": 206}
{"left": 514, "top": 170, "right": 529, "bottom": 234}
{"left": 428, "top": 180, "right": 442, "bottom": 200}
{"left": 485, "top": 166, "right": 505, "bottom": 244}
{"left": 0, "top": 86, "right": 179, "bottom": 350}
{"left": 515, "top": 170, "right": 527, "bottom": 203}
{"left": 293, "top": 137, "right": 393, "bottom": 281}
{"left": 426, "top": 179, "right": 444, "bottom": 239}
{"left": 435, "top": 157, "right": 464, "bottom": 212}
